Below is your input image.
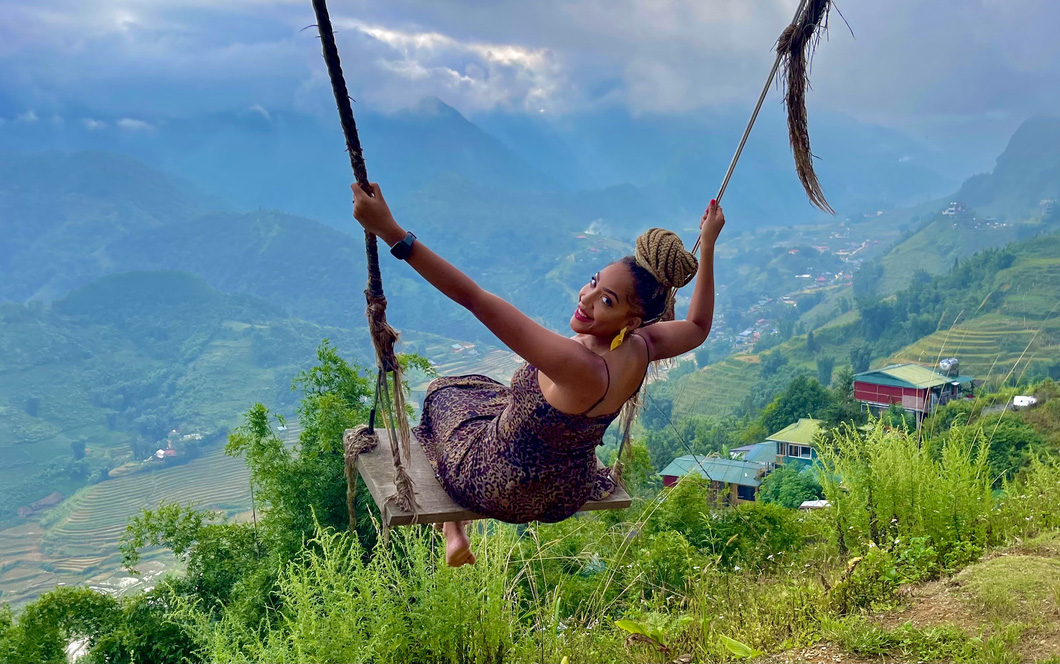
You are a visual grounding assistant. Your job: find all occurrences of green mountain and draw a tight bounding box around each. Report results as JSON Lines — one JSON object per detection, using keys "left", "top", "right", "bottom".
{"left": 875, "top": 204, "right": 1055, "bottom": 295}
{"left": 0, "top": 150, "right": 223, "bottom": 302}
{"left": 671, "top": 231, "right": 1060, "bottom": 420}
{"left": 0, "top": 270, "right": 368, "bottom": 526}
{"left": 864, "top": 117, "right": 1060, "bottom": 294}
{"left": 0, "top": 150, "right": 616, "bottom": 344}
{"left": 956, "top": 117, "right": 1060, "bottom": 220}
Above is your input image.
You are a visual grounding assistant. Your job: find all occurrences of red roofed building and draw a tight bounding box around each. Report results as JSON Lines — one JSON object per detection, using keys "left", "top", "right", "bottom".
{"left": 854, "top": 364, "right": 974, "bottom": 422}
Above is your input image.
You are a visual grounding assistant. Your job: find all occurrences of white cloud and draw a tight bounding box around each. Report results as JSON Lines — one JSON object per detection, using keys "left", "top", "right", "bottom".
{"left": 248, "top": 103, "right": 271, "bottom": 121}
{"left": 16, "top": 110, "right": 38, "bottom": 123}
{"left": 0, "top": 0, "right": 1057, "bottom": 156}
{"left": 117, "top": 117, "right": 153, "bottom": 131}
{"left": 81, "top": 118, "right": 107, "bottom": 130}
{"left": 333, "top": 19, "right": 569, "bottom": 113}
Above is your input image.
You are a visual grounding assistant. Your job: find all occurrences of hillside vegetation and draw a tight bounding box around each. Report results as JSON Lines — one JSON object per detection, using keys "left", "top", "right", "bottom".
{"left": 5, "top": 341, "right": 1060, "bottom": 663}
{"left": 0, "top": 271, "right": 367, "bottom": 527}
{"left": 670, "top": 230, "right": 1060, "bottom": 423}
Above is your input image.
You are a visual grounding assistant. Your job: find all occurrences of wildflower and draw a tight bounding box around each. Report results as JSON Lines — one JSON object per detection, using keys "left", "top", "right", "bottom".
{"left": 734, "top": 565, "right": 741, "bottom": 571}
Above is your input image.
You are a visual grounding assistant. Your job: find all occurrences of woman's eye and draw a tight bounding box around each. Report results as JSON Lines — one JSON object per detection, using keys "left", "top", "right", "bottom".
{"left": 603, "top": 297, "right": 613, "bottom": 307}
{"left": 590, "top": 276, "right": 597, "bottom": 286}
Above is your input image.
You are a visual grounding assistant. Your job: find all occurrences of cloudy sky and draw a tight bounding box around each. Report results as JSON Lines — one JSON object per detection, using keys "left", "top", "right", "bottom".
{"left": 1, "top": 0, "right": 1056, "bottom": 159}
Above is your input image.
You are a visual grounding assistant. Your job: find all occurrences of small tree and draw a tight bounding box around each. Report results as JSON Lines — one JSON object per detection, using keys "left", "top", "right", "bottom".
{"left": 816, "top": 355, "right": 835, "bottom": 387}
{"left": 758, "top": 465, "right": 824, "bottom": 510}
{"left": 806, "top": 330, "right": 818, "bottom": 354}
{"left": 694, "top": 345, "right": 710, "bottom": 368}
{"left": 759, "top": 351, "right": 789, "bottom": 378}
{"left": 850, "top": 344, "right": 872, "bottom": 373}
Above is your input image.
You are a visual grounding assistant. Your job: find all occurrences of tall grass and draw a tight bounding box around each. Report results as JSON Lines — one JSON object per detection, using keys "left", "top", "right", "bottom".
{"left": 817, "top": 420, "right": 992, "bottom": 560}
{"left": 198, "top": 525, "right": 525, "bottom": 664}
{"left": 174, "top": 419, "right": 1060, "bottom": 663}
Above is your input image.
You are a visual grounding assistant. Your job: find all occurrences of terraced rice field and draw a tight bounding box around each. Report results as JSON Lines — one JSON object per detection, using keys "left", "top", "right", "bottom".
{"left": 432, "top": 349, "right": 523, "bottom": 381}
{"left": 0, "top": 524, "right": 57, "bottom": 607}
{"left": 890, "top": 314, "right": 1060, "bottom": 383}
{"left": 1, "top": 426, "right": 303, "bottom": 608}
{"left": 40, "top": 447, "right": 252, "bottom": 558}
{"left": 671, "top": 358, "right": 761, "bottom": 419}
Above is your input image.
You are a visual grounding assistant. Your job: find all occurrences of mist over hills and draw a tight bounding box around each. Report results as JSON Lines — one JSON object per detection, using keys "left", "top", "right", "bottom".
{"left": 956, "top": 116, "right": 1060, "bottom": 218}
{"left": 2, "top": 109, "right": 1059, "bottom": 527}
{"left": 1, "top": 97, "right": 960, "bottom": 232}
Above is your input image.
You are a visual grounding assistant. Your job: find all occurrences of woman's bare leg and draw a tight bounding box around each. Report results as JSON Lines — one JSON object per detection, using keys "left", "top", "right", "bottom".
{"left": 442, "top": 520, "right": 475, "bottom": 567}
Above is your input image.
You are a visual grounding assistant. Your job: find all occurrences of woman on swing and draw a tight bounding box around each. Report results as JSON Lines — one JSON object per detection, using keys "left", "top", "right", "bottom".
{"left": 353, "top": 183, "right": 725, "bottom": 566}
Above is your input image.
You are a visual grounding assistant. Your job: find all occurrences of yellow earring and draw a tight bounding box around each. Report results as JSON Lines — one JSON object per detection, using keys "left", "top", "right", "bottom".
{"left": 610, "top": 326, "right": 628, "bottom": 351}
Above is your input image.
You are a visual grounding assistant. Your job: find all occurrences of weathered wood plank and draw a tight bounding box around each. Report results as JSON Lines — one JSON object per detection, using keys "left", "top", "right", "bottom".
{"left": 350, "top": 428, "right": 632, "bottom": 527}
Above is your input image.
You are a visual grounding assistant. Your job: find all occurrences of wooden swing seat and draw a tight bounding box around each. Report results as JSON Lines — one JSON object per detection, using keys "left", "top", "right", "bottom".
{"left": 350, "top": 428, "right": 632, "bottom": 527}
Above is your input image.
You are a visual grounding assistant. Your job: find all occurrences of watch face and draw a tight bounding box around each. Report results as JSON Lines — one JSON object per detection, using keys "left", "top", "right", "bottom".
{"left": 391, "top": 232, "right": 415, "bottom": 259}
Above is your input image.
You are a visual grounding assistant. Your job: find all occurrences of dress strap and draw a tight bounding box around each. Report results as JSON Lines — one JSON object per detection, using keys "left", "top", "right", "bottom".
{"left": 580, "top": 356, "right": 611, "bottom": 416}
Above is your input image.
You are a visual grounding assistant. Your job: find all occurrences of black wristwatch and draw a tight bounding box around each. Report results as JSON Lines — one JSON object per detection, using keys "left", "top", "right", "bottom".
{"left": 389, "top": 231, "right": 417, "bottom": 260}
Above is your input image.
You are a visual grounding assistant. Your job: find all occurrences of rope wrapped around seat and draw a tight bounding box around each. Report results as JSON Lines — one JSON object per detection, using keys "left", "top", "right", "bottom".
{"left": 313, "top": 0, "right": 417, "bottom": 526}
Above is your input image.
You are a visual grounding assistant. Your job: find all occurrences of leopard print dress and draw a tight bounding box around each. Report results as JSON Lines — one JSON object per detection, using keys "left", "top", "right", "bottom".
{"left": 414, "top": 362, "right": 620, "bottom": 523}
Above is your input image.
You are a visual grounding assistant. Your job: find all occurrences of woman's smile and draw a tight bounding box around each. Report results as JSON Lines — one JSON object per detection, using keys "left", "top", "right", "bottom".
{"left": 573, "top": 306, "right": 593, "bottom": 322}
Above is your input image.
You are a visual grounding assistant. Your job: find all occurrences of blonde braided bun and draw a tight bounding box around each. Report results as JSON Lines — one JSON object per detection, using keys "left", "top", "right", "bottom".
{"left": 634, "top": 228, "right": 698, "bottom": 289}
{"left": 626, "top": 228, "right": 698, "bottom": 324}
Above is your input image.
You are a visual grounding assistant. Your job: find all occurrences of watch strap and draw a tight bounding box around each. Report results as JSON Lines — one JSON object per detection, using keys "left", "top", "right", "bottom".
{"left": 389, "top": 231, "right": 417, "bottom": 260}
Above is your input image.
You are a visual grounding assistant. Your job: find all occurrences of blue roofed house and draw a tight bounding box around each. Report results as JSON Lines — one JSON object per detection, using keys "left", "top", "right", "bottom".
{"left": 659, "top": 456, "right": 769, "bottom": 505}
{"left": 658, "top": 419, "right": 826, "bottom": 505}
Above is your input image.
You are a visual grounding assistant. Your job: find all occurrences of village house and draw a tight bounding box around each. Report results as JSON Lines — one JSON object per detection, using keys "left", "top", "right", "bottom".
{"left": 853, "top": 363, "right": 974, "bottom": 422}
{"left": 659, "top": 456, "right": 766, "bottom": 505}
{"left": 659, "top": 420, "right": 826, "bottom": 506}
{"left": 767, "top": 418, "right": 824, "bottom": 468}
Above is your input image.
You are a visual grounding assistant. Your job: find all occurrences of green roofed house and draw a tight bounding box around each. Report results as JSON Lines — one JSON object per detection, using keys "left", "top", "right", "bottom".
{"left": 853, "top": 363, "right": 975, "bottom": 421}
{"left": 767, "top": 418, "right": 824, "bottom": 469}
{"left": 659, "top": 456, "right": 767, "bottom": 505}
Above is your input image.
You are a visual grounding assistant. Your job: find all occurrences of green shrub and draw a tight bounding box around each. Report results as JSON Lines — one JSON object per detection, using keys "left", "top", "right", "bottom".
{"left": 817, "top": 420, "right": 992, "bottom": 559}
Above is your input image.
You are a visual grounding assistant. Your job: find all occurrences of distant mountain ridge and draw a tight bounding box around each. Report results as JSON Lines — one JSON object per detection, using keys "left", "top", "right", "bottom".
{"left": 0, "top": 97, "right": 958, "bottom": 229}
{"left": 955, "top": 116, "right": 1060, "bottom": 219}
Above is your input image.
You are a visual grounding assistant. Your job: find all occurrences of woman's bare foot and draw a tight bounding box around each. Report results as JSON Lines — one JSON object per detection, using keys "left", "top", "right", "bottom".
{"left": 442, "top": 520, "right": 475, "bottom": 567}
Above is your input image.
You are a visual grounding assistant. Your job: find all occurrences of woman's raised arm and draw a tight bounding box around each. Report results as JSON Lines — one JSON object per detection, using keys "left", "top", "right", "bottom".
{"left": 352, "top": 183, "right": 607, "bottom": 400}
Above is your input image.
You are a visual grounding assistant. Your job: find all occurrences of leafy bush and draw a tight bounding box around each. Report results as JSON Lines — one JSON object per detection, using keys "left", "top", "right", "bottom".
{"left": 758, "top": 464, "right": 824, "bottom": 510}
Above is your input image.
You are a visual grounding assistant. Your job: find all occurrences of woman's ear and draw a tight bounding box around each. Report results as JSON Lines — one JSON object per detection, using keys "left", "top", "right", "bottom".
{"left": 627, "top": 315, "right": 643, "bottom": 330}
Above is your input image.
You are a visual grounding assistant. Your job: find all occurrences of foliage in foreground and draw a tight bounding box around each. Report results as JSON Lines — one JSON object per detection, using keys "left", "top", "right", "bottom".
{"left": 6, "top": 354, "right": 1060, "bottom": 663}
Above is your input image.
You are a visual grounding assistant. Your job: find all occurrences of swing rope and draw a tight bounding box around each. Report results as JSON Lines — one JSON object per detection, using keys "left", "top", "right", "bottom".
{"left": 311, "top": 0, "right": 418, "bottom": 527}
{"left": 611, "top": 0, "right": 835, "bottom": 481}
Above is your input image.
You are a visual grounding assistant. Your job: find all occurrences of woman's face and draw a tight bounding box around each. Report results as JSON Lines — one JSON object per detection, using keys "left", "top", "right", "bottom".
{"left": 570, "top": 262, "right": 642, "bottom": 337}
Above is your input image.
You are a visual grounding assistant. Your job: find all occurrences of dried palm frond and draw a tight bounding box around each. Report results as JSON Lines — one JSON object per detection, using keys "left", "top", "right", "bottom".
{"left": 777, "top": 0, "right": 835, "bottom": 214}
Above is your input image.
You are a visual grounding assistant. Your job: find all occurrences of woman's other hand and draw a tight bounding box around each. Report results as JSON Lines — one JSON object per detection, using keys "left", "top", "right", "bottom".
{"left": 699, "top": 199, "right": 725, "bottom": 246}
{"left": 352, "top": 182, "right": 404, "bottom": 245}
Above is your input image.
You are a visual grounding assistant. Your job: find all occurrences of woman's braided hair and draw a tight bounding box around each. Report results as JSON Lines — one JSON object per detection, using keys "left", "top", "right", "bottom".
{"left": 621, "top": 227, "right": 698, "bottom": 325}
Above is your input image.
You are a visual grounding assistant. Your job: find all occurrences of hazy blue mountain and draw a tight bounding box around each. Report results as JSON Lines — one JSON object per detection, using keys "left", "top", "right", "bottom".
{"left": 1, "top": 97, "right": 957, "bottom": 233}
{"left": 0, "top": 98, "right": 556, "bottom": 227}
{"left": 955, "top": 116, "right": 1060, "bottom": 219}
{"left": 0, "top": 150, "right": 224, "bottom": 302}
{"left": 476, "top": 104, "right": 957, "bottom": 225}
{"left": 0, "top": 150, "right": 592, "bottom": 342}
